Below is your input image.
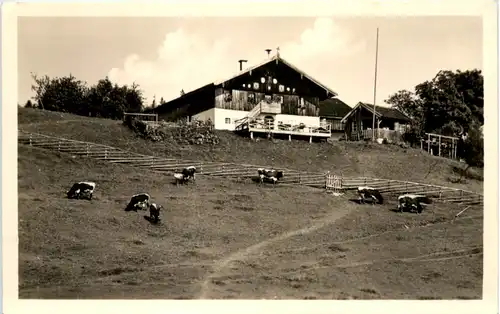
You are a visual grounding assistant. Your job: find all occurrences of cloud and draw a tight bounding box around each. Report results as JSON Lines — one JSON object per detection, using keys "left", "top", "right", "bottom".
{"left": 281, "top": 18, "right": 366, "bottom": 62}
{"left": 108, "top": 18, "right": 365, "bottom": 105}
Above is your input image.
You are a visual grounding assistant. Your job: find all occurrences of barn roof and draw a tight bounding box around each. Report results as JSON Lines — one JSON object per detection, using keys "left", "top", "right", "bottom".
{"left": 340, "top": 102, "right": 412, "bottom": 123}
{"left": 150, "top": 54, "right": 339, "bottom": 115}
{"left": 318, "top": 98, "right": 352, "bottom": 118}
{"left": 214, "top": 54, "right": 338, "bottom": 97}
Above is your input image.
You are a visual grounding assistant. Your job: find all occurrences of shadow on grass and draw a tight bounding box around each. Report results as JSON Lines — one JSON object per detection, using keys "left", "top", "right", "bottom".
{"left": 143, "top": 215, "right": 161, "bottom": 225}
{"left": 249, "top": 176, "right": 284, "bottom": 188}
{"left": 348, "top": 198, "right": 380, "bottom": 205}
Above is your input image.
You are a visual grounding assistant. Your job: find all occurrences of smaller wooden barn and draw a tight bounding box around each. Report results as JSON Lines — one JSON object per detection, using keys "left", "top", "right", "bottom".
{"left": 318, "top": 98, "right": 352, "bottom": 140}
{"left": 341, "top": 102, "right": 412, "bottom": 141}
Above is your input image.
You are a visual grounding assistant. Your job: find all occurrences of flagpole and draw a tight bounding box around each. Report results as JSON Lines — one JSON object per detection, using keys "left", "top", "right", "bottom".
{"left": 372, "top": 27, "right": 379, "bottom": 141}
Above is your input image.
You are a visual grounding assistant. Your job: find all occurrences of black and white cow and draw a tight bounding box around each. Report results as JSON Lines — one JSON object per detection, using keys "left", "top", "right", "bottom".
{"left": 257, "top": 168, "right": 284, "bottom": 185}
{"left": 182, "top": 166, "right": 197, "bottom": 181}
{"left": 397, "top": 194, "right": 432, "bottom": 213}
{"left": 357, "top": 186, "right": 384, "bottom": 205}
{"left": 173, "top": 173, "right": 189, "bottom": 185}
{"left": 67, "top": 181, "right": 96, "bottom": 200}
{"left": 125, "top": 193, "right": 151, "bottom": 211}
{"left": 149, "top": 202, "right": 163, "bottom": 223}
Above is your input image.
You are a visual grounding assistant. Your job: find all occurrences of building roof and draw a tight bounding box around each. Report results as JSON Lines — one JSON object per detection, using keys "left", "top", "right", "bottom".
{"left": 318, "top": 98, "right": 352, "bottom": 118}
{"left": 214, "top": 54, "right": 338, "bottom": 98}
{"left": 150, "top": 53, "right": 339, "bottom": 115}
{"left": 340, "top": 102, "right": 412, "bottom": 123}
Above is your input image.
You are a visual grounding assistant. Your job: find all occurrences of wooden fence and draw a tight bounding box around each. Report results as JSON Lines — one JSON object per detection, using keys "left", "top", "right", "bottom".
{"left": 361, "top": 129, "right": 404, "bottom": 143}
{"left": 17, "top": 130, "right": 321, "bottom": 184}
{"left": 18, "top": 130, "right": 483, "bottom": 206}
{"left": 339, "top": 176, "right": 483, "bottom": 206}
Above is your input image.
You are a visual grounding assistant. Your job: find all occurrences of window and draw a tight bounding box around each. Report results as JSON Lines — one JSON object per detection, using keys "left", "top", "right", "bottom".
{"left": 223, "top": 90, "right": 232, "bottom": 102}
{"left": 279, "top": 85, "right": 285, "bottom": 92}
{"left": 272, "top": 95, "right": 283, "bottom": 103}
{"left": 225, "top": 118, "right": 231, "bottom": 124}
{"left": 248, "top": 93, "right": 256, "bottom": 105}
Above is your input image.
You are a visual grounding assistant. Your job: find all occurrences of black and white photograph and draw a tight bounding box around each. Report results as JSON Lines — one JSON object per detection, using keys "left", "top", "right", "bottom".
{"left": 2, "top": 0, "right": 498, "bottom": 313}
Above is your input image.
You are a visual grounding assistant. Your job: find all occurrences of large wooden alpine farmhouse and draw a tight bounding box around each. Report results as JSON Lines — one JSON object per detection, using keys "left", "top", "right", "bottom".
{"left": 149, "top": 51, "right": 350, "bottom": 142}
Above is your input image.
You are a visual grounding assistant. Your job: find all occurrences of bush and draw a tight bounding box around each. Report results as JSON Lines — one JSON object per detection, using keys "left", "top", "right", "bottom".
{"left": 123, "top": 118, "right": 220, "bottom": 145}
{"left": 401, "top": 128, "right": 423, "bottom": 147}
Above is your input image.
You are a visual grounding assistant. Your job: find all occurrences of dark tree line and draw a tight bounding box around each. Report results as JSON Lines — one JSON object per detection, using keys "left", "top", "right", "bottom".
{"left": 26, "top": 73, "right": 147, "bottom": 120}
{"left": 385, "top": 69, "right": 484, "bottom": 170}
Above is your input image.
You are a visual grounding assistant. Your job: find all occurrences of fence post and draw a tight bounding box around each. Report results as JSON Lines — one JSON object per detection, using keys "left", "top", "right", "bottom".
{"left": 58, "top": 140, "right": 61, "bottom": 152}
{"left": 104, "top": 148, "right": 108, "bottom": 160}
{"left": 86, "top": 144, "right": 90, "bottom": 157}
{"left": 29, "top": 134, "right": 32, "bottom": 146}
{"left": 299, "top": 173, "right": 301, "bottom": 184}
{"left": 364, "top": 178, "right": 366, "bottom": 186}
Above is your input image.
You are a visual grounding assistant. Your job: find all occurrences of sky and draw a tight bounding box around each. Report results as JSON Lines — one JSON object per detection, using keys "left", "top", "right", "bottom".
{"left": 18, "top": 16, "right": 482, "bottom": 108}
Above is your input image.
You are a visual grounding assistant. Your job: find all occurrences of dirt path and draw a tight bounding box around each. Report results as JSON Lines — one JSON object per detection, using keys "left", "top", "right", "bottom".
{"left": 197, "top": 208, "right": 350, "bottom": 299}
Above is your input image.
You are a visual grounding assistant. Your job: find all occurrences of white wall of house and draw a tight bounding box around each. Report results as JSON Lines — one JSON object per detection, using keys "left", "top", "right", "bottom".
{"left": 192, "top": 108, "right": 215, "bottom": 124}
{"left": 214, "top": 108, "right": 249, "bottom": 130}
{"left": 193, "top": 107, "right": 322, "bottom": 131}
{"left": 213, "top": 108, "right": 321, "bottom": 131}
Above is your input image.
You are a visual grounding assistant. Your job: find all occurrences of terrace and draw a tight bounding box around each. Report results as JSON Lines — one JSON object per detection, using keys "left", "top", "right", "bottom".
{"left": 238, "top": 119, "right": 332, "bottom": 142}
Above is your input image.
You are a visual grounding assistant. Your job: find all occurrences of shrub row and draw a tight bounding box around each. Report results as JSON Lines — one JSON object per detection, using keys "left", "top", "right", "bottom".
{"left": 123, "top": 117, "right": 220, "bottom": 145}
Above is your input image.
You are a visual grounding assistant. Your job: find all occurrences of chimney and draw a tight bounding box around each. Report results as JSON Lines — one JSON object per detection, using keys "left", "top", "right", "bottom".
{"left": 265, "top": 49, "right": 272, "bottom": 58}
{"left": 238, "top": 59, "right": 248, "bottom": 71}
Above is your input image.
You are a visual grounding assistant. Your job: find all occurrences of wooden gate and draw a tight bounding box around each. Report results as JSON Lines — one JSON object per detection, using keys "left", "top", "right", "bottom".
{"left": 325, "top": 173, "right": 343, "bottom": 194}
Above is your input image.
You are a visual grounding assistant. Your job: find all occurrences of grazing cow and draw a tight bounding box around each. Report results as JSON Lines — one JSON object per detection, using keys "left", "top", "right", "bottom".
{"left": 149, "top": 203, "right": 163, "bottom": 223}
{"left": 357, "top": 186, "right": 384, "bottom": 205}
{"left": 173, "top": 173, "right": 189, "bottom": 185}
{"left": 397, "top": 194, "right": 432, "bottom": 213}
{"left": 67, "top": 181, "right": 96, "bottom": 200}
{"left": 125, "top": 193, "right": 151, "bottom": 211}
{"left": 182, "top": 166, "right": 197, "bottom": 181}
{"left": 257, "top": 168, "right": 284, "bottom": 185}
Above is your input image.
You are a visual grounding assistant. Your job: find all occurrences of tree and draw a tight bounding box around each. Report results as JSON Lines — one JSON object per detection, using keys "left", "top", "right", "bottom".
{"left": 125, "top": 82, "right": 145, "bottom": 113}
{"left": 30, "top": 73, "right": 146, "bottom": 120}
{"left": 385, "top": 90, "right": 425, "bottom": 146}
{"left": 384, "top": 69, "right": 484, "bottom": 140}
{"left": 30, "top": 73, "right": 51, "bottom": 109}
{"left": 86, "top": 78, "right": 144, "bottom": 119}
{"left": 30, "top": 73, "right": 88, "bottom": 114}
{"left": 414, "top": 69, "right": 483, "bottom": 137}
{"left": 86, "top": 77, "right": 115, "bottom": 118}
{"left": 151, "top": 95, "right": 156, "bottom": 109}
{"left": 385, "top": 90, "right": 422, "bottom": 121}
{"left": 24, "top": 100, "right": 34, "bottom": 108}
{"left": 456, "top": 121, "right": 484, "bottom": 181}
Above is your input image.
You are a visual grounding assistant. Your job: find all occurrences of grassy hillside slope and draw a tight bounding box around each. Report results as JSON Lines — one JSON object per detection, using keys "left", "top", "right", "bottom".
{"left": 18, "top": 145, "right": 482, "bottom": 299}
{"left": 18, "top": 108, "right": 483, "bottom": 193}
